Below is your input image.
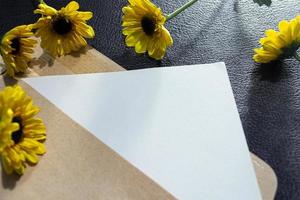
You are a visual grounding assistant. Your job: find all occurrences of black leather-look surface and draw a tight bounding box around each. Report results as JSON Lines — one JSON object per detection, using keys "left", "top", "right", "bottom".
{"left": 1, "top": 0, "right": 300, "bottom": 199}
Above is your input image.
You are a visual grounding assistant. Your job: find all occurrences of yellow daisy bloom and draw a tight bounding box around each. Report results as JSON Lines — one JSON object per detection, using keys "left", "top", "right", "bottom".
{"left": 122, "top": 0, "right": 173, "bottom": 60}
{"left": 253, "top": 15, "right": 300, "bottom": 63}
{"left": 0, "top": 25, "right": 37, "bottom": 77}
{"left": 33, "top": 1, "right": 95, "bottom": 57}
{"left": 0, "top": 85, "right": 46, "bottom": 175}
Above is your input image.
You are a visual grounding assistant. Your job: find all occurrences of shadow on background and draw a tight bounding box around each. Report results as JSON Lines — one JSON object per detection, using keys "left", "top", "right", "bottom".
{"left": 254, "top": 60, "right": 287, "bottom": 82}
{"left": 1, "top": 165, "right": 20, "bottom": 190}
{"left": 253, "top": 0, "right": 272, "bottom": 7}
{"left": 2, "top": 74, "right": 18, "bottom": 86}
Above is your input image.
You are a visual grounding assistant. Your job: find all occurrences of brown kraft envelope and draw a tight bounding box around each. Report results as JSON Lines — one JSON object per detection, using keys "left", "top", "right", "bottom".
{"left": 0, "top": 77, "right": 175, "bottom": 200}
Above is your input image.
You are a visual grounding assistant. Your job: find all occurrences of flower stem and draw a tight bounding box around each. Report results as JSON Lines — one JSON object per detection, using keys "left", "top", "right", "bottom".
{"left": 166, "top": 0, "right": 199, "bottom": 21}
{"left": 294, "top": 52, "right": 300, "bottom": 62}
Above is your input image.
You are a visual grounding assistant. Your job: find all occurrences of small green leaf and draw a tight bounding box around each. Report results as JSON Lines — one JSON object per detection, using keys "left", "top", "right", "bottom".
{"left": 253, "top": 0, "right": 272, "bottom": 6}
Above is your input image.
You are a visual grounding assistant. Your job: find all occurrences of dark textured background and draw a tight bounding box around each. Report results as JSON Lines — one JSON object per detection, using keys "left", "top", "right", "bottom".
{"left": 0, "top": 0, "right": 300, "bottom": 199}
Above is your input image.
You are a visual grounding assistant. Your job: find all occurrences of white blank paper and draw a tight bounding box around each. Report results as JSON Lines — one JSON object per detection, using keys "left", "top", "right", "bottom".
{"left": 24, "top": 62, "right": 261, "bottom": 200}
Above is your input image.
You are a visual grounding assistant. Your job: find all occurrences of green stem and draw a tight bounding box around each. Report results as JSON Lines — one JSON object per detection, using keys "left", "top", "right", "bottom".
{"left": 166, "top": 0, "right": 199, "bottom": 21}
{"left": 39, "top": 0, "right": 45, "bottom": 3}
{"left": 294, "top": 52, "right": 300, "bottom": 62}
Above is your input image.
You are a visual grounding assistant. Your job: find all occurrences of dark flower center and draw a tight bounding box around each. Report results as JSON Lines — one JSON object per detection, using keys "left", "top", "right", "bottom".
{"left": 53, "top": 18, "right": 72, "bottom": 35}
{"left": 141, "top": 16, "right": 156, "bottom": 36}
{"left": 11, "top": 116, "right": 24, "bottom": 144}
{"left": 11, "top": 38, "right": 21, "bottom": 55}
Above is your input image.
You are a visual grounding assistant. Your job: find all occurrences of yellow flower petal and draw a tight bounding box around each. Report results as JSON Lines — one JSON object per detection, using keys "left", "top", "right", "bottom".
{"left": 75, "top": 11, "right": 93, "bottom": 21}
{"left": 125, "top": 31, "right": 144, "bottom": 46}
{"left": 2, "top": 155, "right": 13, "bottom": 174}
{"left": 65, "top": 1, "right": 80, "bottom": 12}
{"left": 15, "top": 164, "right": 25, "bottom": 175}
{"left": 161, "top": 26, "right": 173, "bottom": 46}
{"left": 34, "top": 3, "right": 57, "bottom": 16}
{"left": 75, "top": 22, "right": 95, "bottom": 38}
{"left": 23, "top": 150, "right": 38, "bottom": 164}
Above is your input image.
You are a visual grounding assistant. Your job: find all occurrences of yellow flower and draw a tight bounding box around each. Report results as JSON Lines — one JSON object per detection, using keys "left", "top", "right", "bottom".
{"left": 122, "top": 0, "right": 173, "bottom": 60}
{"left": 0, "top": 25, "right": 37, "bottom": 77}
{"left": 0, "top": 85, "right": 46, "bottom": 175}
{"left": 33, "top": 1, "right": 95, "bottom": 57}
{"left": 253, "top": 16, "right": 300, "bottom": 63}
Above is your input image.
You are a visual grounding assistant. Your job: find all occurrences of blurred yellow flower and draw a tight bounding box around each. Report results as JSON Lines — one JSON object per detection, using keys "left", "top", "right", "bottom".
{"left": 0, "top": 85, "right": 46, "bottom": 175}
{"left": 0, "top": 25, "right": 37, "bottom": 77}
{"left": 122, "top": 0, "right": 173, "bottom": 60}
{"left": 253, "top": 16, "right": 300, "bottom": 63}
{"left": 34, "top": 1, "right": 95, "bottom": 57}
